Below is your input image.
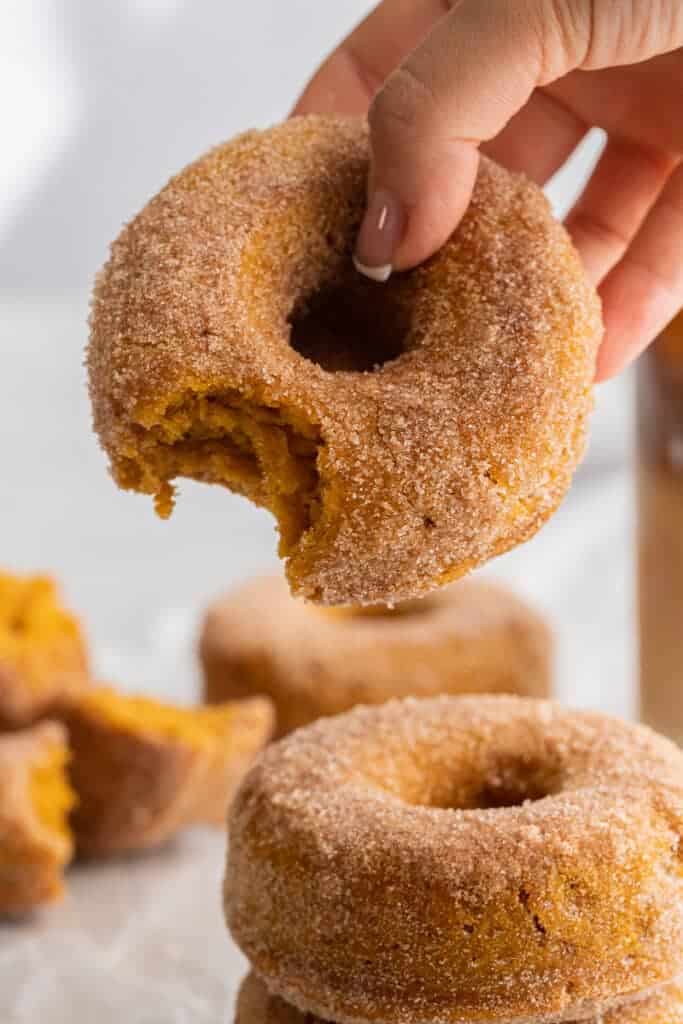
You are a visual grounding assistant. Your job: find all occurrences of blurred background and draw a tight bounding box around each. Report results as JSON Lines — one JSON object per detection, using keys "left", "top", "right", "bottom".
{"left": 0, "top": 1, "right": 631, "bottom": 713}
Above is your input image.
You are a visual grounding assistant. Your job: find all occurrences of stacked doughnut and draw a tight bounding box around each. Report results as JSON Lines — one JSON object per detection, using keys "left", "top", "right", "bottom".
{"left": 225, "top": 696, "right": 683, "bottom": 1024}
{"left": 201, "top": 575, "right": 553, "bottom": 737}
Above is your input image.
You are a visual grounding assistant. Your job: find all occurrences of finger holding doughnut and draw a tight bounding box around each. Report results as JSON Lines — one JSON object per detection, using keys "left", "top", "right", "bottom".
{"left": 353, "top": 0, "right": 597, "bottom": 277}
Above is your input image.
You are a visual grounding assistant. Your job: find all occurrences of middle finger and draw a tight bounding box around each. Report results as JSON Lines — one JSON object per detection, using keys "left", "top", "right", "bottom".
{"left": 293, "top": 0, "right": 456, "bottom": 116}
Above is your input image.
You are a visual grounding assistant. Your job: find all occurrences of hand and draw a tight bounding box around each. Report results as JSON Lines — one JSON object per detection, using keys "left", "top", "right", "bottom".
{"left": 293, "top": 1, "right": 683, "bottom": 379}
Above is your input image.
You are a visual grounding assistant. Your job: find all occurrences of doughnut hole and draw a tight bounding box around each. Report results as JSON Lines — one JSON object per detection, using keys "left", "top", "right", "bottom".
{"left": 361, "top": 739, "right": 564, "bottom": 812}
{"left": 416, "top": 754, "right": 558, "bottom": 811}
{"left": 288, "top": 269, "right": 410, "bottom": 373}
{"left": 469, "top": 759, "right": 555, "bottom": 810}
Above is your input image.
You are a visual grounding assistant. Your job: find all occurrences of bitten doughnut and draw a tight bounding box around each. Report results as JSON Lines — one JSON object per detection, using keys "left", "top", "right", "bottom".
{"left": 60, "top": 686, "right": 274, "bottom": 856}
{"left": 226, "top": 696, "right": 683, "bottom": 1024}
{"left": 235, "top": 974, "right": 683, "bottom": 1024}
{"left": 0, "top": 723, "right": 75, "bottom": 916}
{"left": 201, "top": 575, "right": 552, "bottom": 736}
{"left": 88, "top": 116, "right": 602, "bottom": 606}
{"left": 0, "top": 571, "right": 89, "bottom": 728}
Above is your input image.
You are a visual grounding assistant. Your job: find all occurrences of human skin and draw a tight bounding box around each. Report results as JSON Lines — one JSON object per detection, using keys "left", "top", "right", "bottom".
{"left": 293, "top": 0, "right": 683, "bottom": 380}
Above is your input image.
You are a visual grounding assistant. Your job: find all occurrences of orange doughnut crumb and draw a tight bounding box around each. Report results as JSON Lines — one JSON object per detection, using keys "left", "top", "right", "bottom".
{"left": 0, "top": 571, "right": 89, "bottom": 728}
{"left": 88, "top": 116, "right": 602, "bottom": 606}
{"left": 236, "top": 974, "right": 683, "bottom": 1024}
{"left": 0, "top": 722, "right": 75, "bottom": 916}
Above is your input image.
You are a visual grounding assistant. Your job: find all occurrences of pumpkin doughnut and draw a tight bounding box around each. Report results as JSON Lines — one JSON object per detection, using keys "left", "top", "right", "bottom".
{"left": 225, "top": 696, "right": 683, "bottom": 1024}
{"left": 88, "top": 116, "right": 602, "bottom": 607}
{"left": 0, "top": 571, "right": 89, "bottom": 728}
{"left": 0, "top": 723, "right": 75, "bottom": 916}
{"left": 201, "top": 575, "right": 552, "bottom": 736}
{"left": 235, "top": 974, "right": 683, "bottom": 1024}
{"left": 59, "top": 686, "right": 274, "bottom": 856}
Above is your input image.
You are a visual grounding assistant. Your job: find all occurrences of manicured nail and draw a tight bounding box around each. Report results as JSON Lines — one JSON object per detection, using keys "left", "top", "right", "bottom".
{"left": 353, "top": 190, "right": 405, "bottom": 283}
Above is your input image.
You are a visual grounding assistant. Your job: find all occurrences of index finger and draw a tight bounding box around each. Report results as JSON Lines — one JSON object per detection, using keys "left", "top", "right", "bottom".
{"left": 292, "top": 0, "right": 453, "bottom": 117}
{"left": 596, "top": 161, "right": 683, "bottom": 380}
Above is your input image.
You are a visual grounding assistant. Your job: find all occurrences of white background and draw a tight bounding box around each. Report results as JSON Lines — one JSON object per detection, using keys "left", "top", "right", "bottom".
{"left": 0, "top": 3, "right": 632, "bottom": 1021}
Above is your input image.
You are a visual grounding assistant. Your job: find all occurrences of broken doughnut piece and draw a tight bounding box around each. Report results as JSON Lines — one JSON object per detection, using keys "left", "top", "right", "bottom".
{"left": 0, "top": 722, "right": 75, "bottom": 916}
{"left": 59, "top": 687, "right": 273, "bottom": 857}
{"left": 0, "top": 571, "right": 89, "bottom": 729}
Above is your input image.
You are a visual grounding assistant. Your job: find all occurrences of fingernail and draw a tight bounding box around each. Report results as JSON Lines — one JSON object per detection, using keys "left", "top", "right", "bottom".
{"left": 353, "top": 190, "right": 405, "bottom": 283}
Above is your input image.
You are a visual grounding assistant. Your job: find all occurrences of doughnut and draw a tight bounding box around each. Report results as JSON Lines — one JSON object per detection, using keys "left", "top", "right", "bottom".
{"left": 0, "top": 571, "right": 89, "bottom": 728}
{"left": 225, "top": 696, "right": 683, "bottom": 1024}
{"left": 201, "top": 575, "right": 552, "bottom": 736}
{"left": 88, "top": 115, "right": 602, "bottom": 607}
{"left": 235, "top": 974, "right": 683, "bottom": 1024}
{"left": 60, "top": 686, "right": 274, "bottom": 856}
{"left": 0, "top": 723, "right": 75, "bottom": 916}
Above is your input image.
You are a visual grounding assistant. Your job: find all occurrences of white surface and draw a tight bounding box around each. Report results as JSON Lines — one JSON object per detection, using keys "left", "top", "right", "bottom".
{"left": 0, "top": 293, "right": 635, "bottom": 1022}
{"left": 3, "top": 831, "right": 244, "bottom": 1024}
{"left": 0, "top": 1, "right": 630, "bottom": 1019}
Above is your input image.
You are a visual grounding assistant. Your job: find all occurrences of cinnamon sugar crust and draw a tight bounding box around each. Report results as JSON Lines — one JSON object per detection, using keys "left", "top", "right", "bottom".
{"left": 201, "top": 575, "right": 553, "bottom": 736}
{"left": 88, "top": 116, "right": 602, "bottom": 606}
{"left": 235, "top": 973, "right": 683, "bottom": 1024}
{"left": 225, "top": 696, "right": 683, "bottom": 1024}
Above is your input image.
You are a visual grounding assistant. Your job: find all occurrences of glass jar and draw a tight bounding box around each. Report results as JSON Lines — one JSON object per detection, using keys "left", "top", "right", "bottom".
{"left": 638, "top": 312, "right": 683, "bottom": 745}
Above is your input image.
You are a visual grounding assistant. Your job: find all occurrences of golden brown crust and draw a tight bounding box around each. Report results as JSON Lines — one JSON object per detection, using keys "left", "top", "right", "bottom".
{"left": 225, "top": 696, "right": 683, "bottom": 1024}
{"left": 201, "top": 575, "right": 553, "bottom": 736}
{"left": 60, "top": 688, "right": 274, "bottom": 857}
{"left": 88, "top": 116, "right": 602, "bottom": 606}
{"left": 236, "top": 974, "right": 683, "bottom": 1024}
{"left": 0, "top": 572, "right": 89, "bottom": 728}
{"left": 0, "top": 723, "right": 74, "bottom": 916}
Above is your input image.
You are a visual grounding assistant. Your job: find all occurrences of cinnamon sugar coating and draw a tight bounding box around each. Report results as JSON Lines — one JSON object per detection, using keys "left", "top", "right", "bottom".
{"left": 235, "top": 973, "right": 683, "bottom": 1024}
{"left": 225, "top": 696, "right": 683, "bottom": 1024}
{"left": 88, "top": 116, "right": 602, "bottom": 606}
{"left": 201, "top": 575, "right": 552, "bottom": 736}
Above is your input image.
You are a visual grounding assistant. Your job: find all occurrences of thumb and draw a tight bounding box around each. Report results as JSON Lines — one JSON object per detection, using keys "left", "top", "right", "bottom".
{"left": 354, "top": 0, "right": 591, "bottom": 281}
